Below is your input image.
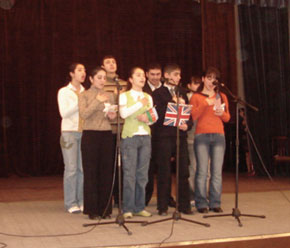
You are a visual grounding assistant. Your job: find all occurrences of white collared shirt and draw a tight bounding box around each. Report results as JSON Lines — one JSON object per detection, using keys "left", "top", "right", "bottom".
{"left": 147, "top": 80, "right": 162, "bottom": 92}
{"left": 164, "top": 83, "right": 176, "bottom": 96}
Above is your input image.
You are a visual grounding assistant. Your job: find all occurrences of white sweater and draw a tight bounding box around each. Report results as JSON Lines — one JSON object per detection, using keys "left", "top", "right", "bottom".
{"left": 57, "top": 83, "right": 85, "bottom": 132}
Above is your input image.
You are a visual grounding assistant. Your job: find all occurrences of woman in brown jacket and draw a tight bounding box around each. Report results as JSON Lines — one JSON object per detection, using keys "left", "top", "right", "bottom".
{"left": 79, "top": 67, "right": 116, "bottom": 220}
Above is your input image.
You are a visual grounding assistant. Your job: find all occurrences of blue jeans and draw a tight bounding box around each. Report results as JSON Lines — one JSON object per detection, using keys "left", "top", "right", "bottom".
{"left": 121, "top": 135, "right": 151, "bottom": 213}
{"left": 187, "top": 141, "right": 197, "bottom": 201}
{"left": 194, "top": 133, "right": 225, "bottom": 209}
{"left": 60, "top": 132, "right": 84, "bottom": 210}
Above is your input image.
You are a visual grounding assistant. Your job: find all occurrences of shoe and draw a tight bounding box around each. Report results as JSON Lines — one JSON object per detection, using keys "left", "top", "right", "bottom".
{"left": 68, "top": 206, "right": 81, "bottom": 214}
{"left": 247, "top": 170, "right": 255, "bottom": 177}
{"left": 180, "top": 208, "right": 194, "bottom": 215}
{"left": 197, "top": 208, "right": 208, "bottom": 213}
{"left": 88, "top": 214, "right": 100, "bottom": 220}
{"left": 190, "top": 200, "right": 195, "bottom": 207}
{"left": 133, "top": 210, "right": 152, "bottom": 217}
{"left": 113, "top": 203, "right": 119, "bottom": 208}
{"left": 168, "top": 198, "right": 176, "bottom": 208}
{"left": 123, "top": 212, "right": 133, "bottom": 219}
{"left": 102, "top": 215, "right": 111, "bottom": 219}
{"left": 209, "top": 207, "right": 223, "bottom": 213}
{"left": 158, "top": 210, "right": 168, "bottom": 216}
{"left": 79, "top": 205, "right": 84, "bottom": 212}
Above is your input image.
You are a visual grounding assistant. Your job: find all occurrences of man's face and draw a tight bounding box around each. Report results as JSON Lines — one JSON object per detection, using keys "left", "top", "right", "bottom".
{"left": 70, "top": 64, "right": 86, "bottom": 83}
{"left": 102, "top": 58, "right": 117, "bottom": 74}
{"left": 146, "top": 69, "right": 162, "bottom": 87}
{"left": 165, "top": 69, "right": 181, "bottom": 85}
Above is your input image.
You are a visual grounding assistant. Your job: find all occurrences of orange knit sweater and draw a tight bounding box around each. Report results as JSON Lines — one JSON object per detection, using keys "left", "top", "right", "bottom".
{"left": 190, "top": 92, "right": 230, "bottom": 134}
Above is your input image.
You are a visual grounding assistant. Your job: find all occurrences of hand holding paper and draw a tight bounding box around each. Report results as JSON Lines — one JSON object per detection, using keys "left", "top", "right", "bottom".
{"left": 103, "top": 103, "right": 118, "bottom": 117}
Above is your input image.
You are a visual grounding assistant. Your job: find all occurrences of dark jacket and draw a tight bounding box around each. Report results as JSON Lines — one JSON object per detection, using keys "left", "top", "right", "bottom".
{"left": 152, "top": 85, "right": 193, "bottom": 138}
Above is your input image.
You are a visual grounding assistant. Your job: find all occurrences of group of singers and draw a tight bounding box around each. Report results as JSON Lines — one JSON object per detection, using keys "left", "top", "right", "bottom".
{"left": 57, "top": 55, "right": 230, "bottom": 220}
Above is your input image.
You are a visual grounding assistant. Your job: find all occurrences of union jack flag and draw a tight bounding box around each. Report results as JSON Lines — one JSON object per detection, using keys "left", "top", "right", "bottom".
{"left": 163, "top": 102, "right": 192, "bottom": 127}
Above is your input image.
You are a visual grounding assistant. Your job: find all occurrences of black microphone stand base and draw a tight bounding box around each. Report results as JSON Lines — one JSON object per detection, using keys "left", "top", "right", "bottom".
{"left": 203, "top": 208, "right": 265, "bottom": 227}
{"left": 83, "top": 213, "right": 147, "bottom": 235}
{"left": 142, "top": 89, "right": 209, "bottom": 229}
{"left": 142, "top": 210, "right": 210, "bottom": 227}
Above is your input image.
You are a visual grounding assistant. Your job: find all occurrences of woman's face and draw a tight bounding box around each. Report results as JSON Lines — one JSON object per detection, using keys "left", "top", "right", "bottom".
{"left": 129, "top": 68, "right": 146, "bottom": 90}
{"left": 202, "top": 73, "right": 217, "bottom": 92}
{"left": 188, "top": 82, "right": 200, "bottom": 92}
{"left": 90, "top": 70, "right": 107, "bottom": 89}
{"left": 70, "top": 64, "right": 86, "bottom": 83}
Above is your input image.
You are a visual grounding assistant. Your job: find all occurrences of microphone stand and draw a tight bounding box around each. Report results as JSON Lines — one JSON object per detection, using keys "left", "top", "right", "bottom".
{"left": 203, "top": 83, "right": 266, "bottom": 227}
{"left": 142, "top": 84, "right": 210, "bottom": 228}
{"left": 83, "top": 77, "right": 146, "bottom": 235}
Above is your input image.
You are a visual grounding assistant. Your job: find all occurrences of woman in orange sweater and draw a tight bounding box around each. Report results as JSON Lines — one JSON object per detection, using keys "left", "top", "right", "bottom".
{"left": 190, "top": 67, "right": 230, "bottom": 214}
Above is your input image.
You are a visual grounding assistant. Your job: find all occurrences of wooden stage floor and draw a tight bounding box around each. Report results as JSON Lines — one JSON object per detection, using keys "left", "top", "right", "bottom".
{"left": 0, "top": 173, "right": 290, "bottom": 248}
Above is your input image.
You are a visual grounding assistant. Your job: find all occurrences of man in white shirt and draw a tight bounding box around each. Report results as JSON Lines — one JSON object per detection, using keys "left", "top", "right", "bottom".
{"left": 57, "top": 63, "right": 86, "bottom": 214}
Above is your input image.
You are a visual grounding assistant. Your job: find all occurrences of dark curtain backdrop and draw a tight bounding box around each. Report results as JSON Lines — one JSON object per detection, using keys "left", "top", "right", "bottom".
{"left": 0, "top": 0, "right": 204, "bottom": 176}
{"left": 238, "top": 5, "right": 290, "bottom": 175}
{"left": 202, "top": 1, "right": 237, "bottom": 116}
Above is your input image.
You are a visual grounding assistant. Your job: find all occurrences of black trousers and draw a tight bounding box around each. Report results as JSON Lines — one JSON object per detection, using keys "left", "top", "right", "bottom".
{"left": 155, "top": 135, "right": 190, "bottom": 211}
{"left": 81, "top": 130, "right": 114, "bottom": 216}
{"left": 145, "top": 137, "right": 174, "bottom": 205}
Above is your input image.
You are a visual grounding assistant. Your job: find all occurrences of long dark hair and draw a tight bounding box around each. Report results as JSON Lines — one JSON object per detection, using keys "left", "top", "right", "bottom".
{"left": 196, "top": 66, "right": 221, "bottom": 93}
{"left": 89, "top": 66, "right": 106, "bottom": 79}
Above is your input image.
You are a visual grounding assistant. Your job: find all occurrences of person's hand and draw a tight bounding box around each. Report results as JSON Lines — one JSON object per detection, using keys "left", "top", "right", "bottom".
{"left": 137, "top": 114, "right": 149, "bottom": 123}
{"left": 172, "top": 96, "right": 185, "bottom": 104}
{"left": 179, "top": 123, "right": 188, "bottom": 131}
{"left": 172, "top": 95, "right": 178, "bottom": 103}
{"left": 139, "top": 96, "right": 148, "bottom": 106}
{"left": 214, "top": 108, "right": 224, "bottom": 116}
{"left": 178, "top": 97, "right": 185, "bottom": 104}
{"left": 107, "top": 111, "right": 117, "bottom": 120}
{"left": 96, "top": 93, "right": 109, "bottom": 102}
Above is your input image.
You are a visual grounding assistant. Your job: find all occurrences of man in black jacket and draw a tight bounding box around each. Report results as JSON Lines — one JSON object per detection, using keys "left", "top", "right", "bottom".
{"left": 143, "top": 63, "right": 177, "bottom": 208}
{"left": 152, "top": 63, "right": 192, "bottom": 216}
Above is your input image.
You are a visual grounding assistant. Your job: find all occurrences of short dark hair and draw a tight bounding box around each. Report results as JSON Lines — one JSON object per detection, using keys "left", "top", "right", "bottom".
{"left": 68, "top": 63, "right": 83, "bottom": 73}
{"left": 146, "top": 62, "right": 162, "bottom": 72}
{"left": 101, "top": 55, "right": 116, "bottom": 65}
{"left": 164, "top": 63, "right": 181, "bottom": 74}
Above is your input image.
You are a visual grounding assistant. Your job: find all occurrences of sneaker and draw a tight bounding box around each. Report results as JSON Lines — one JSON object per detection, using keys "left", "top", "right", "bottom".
{"left": 68, "top": 206, "right": 81, "bottom": 214}
{"left": 158, "top": 210, "right": 168, "bottom": 216}
{"left": 197, "top": 208, "right": 208, "bottom": 213}
{"left": 180, "top": 208, "right": 194, "bottom": 215}
{"left": 168, "top": 197, "right": 176, "bottom": 208}
{"left": 133, "top": 210, "right": 152, "bottom": 217}
{"left": 209, "top": 207, "right": 223, "bottom": 213}
{"left": 123, "top": 212, "right": 133, "bottom": 219}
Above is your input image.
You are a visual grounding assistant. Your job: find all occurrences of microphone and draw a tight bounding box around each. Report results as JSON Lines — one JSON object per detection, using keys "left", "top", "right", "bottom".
{"left": 113, "top": 75, "right": 123, "bottom": 91}
{"left": 113, "top": 75, "right": 119, "bottom": 83}
{"left": 213, "top": 81, "right": 225, "bottom": 87}
{"left": 160, "top": 77, "right": 168, "bottom": 84}
{"left": 161, "top": 77, "right": 177, "bottom": 87}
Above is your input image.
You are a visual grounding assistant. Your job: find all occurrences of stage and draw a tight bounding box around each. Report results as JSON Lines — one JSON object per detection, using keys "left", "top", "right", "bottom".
{"left": 0, "top": 174, "right": 290, "bottom": 248}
